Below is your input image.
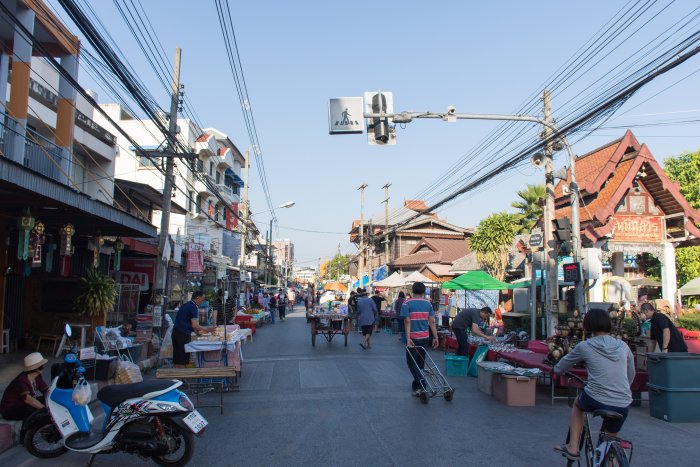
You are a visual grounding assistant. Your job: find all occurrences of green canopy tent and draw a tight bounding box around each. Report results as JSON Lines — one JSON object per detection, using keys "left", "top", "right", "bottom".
{"left": 442, "top": 270, "right": 513, "bottom": 290}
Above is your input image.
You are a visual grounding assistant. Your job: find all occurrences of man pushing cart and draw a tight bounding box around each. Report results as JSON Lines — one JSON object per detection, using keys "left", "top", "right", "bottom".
{"left": 401, "top": 282, "right": 454, "bottom": 403}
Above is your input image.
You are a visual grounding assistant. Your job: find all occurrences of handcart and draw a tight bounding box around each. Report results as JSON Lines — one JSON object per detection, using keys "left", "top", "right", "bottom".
{"left": 406, "top": 346, "right": 455, "bottom": 404}
{"left": 308, "top": 312, "right": 350, "bottom": 347}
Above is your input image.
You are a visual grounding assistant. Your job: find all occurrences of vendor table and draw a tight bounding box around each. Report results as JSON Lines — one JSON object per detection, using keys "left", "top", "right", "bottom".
{"left": 185, "top": 327, "right": 251, "bottom": 373}
{"left": 490, "top": 341, "right": 648, "bottom": 405}
{"left": 307, "top": 312, "right": 350, "bottom": 347}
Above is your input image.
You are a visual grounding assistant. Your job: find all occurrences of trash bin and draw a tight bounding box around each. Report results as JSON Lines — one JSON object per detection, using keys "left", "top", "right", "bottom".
{"left": 647, "top": 352, "right": 700, "bottom": 388}
{"left": 649, "top": 384, "right": 700, "bottom": 422}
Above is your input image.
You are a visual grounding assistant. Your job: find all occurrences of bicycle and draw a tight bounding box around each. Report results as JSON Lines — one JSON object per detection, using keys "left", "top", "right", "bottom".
{"left": 558, "top": 372, "right": 633, "bottom": 467}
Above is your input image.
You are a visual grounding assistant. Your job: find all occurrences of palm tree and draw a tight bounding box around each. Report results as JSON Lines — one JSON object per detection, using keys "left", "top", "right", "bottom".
{"left": 511, "top": 184, "right": 545, "bottom": 233}
{"left": 469, "top": 212, "right": 518, "bottom": 281}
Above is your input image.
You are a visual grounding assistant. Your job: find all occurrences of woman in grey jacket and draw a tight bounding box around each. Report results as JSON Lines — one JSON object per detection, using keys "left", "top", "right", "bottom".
{"left": 553, "top": 308, "right": 635, "bottom": 461}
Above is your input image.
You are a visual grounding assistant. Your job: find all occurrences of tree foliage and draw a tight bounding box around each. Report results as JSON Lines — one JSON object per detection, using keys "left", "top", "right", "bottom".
{"left": 664, "top": 149, "right": 700, "bottom": 209}
{"left": 511, "top": 184, "right": 545, "bottom": 233}
{"left": 676, "top": 246, "right": 700, "bottom": 291}
{"left": 469, "top": 212, "right": 518, "bottom": 281}
{"left": 664, "top": 149, "right": 700, "bottom": 288}
{"left": 324, "top": 254, "right": 350, "bottom": 281}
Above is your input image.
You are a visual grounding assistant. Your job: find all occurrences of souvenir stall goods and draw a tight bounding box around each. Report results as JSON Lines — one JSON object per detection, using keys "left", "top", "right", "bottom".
{"left": 185, "top": 325, "right": 251, "bottom": 372}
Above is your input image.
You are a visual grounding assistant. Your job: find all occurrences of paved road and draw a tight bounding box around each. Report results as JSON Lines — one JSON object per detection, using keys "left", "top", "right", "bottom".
{"left": 3, "top": 309, "right": 699, "bottom": 466}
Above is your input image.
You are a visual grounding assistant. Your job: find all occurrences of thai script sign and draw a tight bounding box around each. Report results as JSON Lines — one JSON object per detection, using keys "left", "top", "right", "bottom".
{"left": 612, "top": 215, "right": 663, "bottom": 243}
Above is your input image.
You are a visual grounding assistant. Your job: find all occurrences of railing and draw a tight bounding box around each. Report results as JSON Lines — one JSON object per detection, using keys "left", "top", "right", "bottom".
{"left": 1, "top": 115, "right": 70, "bottom": 183}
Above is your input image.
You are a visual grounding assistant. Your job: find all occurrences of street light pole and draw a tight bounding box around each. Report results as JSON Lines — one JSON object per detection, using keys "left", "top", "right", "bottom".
{"left": 362, "top": 102, "right": 585, "bottom": 334}
{"left": 358, "top": 183, "right": 367, "bottom": 290}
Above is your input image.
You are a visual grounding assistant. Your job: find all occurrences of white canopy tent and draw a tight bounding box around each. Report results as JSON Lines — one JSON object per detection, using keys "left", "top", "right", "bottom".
{"left": 373, "top": 272, "right": 406, "bottom": 288}
{"left": 404, "top": 270, "right": 439, "bottom": 285}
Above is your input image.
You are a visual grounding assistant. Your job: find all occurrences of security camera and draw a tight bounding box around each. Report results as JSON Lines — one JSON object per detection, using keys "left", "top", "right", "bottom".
{"left": 447, "top": 105, "right": 456, "bottom": 115}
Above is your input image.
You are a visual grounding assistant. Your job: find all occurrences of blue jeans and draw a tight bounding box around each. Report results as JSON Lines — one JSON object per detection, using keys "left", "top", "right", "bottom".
{"left": 406, "top": 338, "right": 430, "bottom": 390}
{"left": 270, "top": 307, "right": 275, "bottom": 323}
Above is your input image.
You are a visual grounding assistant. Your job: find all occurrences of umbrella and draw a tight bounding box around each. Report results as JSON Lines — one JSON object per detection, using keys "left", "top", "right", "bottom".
{"left": 325, "top": 282, "right": 347, "bottom": 292}
{"left": 629, "top": 277, "right": 662, "bottom": 287}
{"left": 679, "top": 277, "right": 700, "bottom": 296}
{"left": 442, "top": 270, "right": 512, "bottom": 290}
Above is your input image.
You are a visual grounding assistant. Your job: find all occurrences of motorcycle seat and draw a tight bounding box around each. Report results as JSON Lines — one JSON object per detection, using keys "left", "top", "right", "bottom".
{"left": 98, "top": 380, "right": 180, "bottom": 408}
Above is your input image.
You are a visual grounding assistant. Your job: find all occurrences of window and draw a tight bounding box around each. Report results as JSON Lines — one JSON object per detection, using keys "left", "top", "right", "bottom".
{"left": 187, "top": 191, "right": 194, "bottom": 212}
{"left": 215, "top": 203, "right": 221, "bottom": 222}
{"left": 196, "top": 159, "right": 203, "bottom": 173}
{"left": 209, "top": 161, "right": 214, "bottom": 176}
{"left": 195, "top": 195, "right": 201, "bottom": 214}
{"left": 215, "top": 171, "right": 221, "bottom": 184}
{"left": 139, "top": 155, "right": 158, "bottom": 168}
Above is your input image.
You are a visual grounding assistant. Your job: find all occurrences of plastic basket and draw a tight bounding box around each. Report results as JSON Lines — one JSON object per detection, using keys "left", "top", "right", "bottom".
{"left": 445, "top": 355, "right": 469, "bottom": 377}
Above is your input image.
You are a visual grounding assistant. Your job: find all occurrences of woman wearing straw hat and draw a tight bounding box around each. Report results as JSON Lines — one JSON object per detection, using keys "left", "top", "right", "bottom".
{"left": 0, "top": 352, "right": 49, "bottom": 420}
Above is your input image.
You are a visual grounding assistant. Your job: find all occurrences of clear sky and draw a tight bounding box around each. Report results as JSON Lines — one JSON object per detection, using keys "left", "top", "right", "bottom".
{"left": 49, "top": 1, "right": 700, "bottom": 267}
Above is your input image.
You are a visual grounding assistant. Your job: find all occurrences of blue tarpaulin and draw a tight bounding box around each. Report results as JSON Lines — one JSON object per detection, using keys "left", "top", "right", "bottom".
{"left": 352, "top": 275, "right": 370, "bottom": 289}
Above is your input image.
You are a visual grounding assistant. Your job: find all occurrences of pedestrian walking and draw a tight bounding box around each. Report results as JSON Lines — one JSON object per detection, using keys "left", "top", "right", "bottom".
{"left": 371, "top": 290, "right": 386, "bottom": 332}
{"left": 288, "top": 289, "right": 296, "bottom": 311}
{"left": 278, "top": 288, "right": 288, "bottom": 321}
{"left": 268, "top": 293, "right": 277, "bottom": 323}
{"left": 392, "top": 291, "right": 406, "bottom": 336}
{"left": 348, "top": 290, "right": 358, "bottom": 332}
{"left": 400, "top": 282, "right": 439, "bottom": 395}
{"left": 356, "top": 288, "right": 377, "bottom": 349}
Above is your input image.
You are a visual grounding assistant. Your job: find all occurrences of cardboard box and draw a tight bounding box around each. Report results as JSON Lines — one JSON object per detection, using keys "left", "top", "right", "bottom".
{"left": 492, "top": 373, "right": 536, "bottom": 406}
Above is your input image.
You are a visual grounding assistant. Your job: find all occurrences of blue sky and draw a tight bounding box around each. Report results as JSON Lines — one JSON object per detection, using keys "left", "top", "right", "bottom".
{"left": 50, "top": 1, "right": 700, "bottom": 267}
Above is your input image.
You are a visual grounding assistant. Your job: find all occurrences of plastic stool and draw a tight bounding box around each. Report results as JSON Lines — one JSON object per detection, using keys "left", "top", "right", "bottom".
{"left": 1, "top": 330, "right": 9, "bottom": 354}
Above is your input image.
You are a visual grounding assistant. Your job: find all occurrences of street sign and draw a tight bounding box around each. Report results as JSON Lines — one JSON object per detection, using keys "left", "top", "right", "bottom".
{"left": 328, "top": 97, "right": 364, "bottom": 134}
{"left": 529, "top": 233, "right": 543, "bottom": 249}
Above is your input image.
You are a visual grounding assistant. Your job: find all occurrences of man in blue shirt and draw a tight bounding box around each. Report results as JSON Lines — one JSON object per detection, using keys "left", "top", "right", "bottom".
{"left": 173, "top": 291, "right": 214, "bottom": 367}
{"left": 401, "top": 282, "right": 439, "bottom": 396}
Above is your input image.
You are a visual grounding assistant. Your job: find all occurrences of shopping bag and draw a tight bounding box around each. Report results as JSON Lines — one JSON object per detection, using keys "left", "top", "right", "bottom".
{"left": 115, "top": 359, "right": 143, "bottom": 384}
{"left": 467, "top": 344, "right": 489, "bottom": 377}
{"left": 72, "top": 377, "right": 92, "bottom": 406}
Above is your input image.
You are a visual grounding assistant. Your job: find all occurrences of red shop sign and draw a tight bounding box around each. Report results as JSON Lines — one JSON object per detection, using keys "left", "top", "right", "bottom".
{"left": 612, "top": 215, "right": 664, "bottom": 243}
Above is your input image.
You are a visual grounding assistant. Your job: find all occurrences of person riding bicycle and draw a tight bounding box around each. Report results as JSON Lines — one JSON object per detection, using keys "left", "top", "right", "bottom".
{"left": 553, "top": 308, "right": 635, "bottom": 461}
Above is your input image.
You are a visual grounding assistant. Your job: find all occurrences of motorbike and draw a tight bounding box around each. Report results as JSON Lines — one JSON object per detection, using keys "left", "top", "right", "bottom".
{"left": 21, "top": 325, "right": 206, "bottom": 466}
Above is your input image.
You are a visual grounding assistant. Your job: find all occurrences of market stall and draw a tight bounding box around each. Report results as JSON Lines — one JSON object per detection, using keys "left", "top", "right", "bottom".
{"left": 185, "top": 325, "right": 252, "bottom": 374}
{"left": 307, "top": 306, "right": 350, "bottom": 347}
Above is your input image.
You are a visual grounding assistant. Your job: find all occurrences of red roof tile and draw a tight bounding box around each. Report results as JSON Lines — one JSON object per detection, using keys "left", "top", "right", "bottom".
{"left": 195, "top": 132, "right": 210, "bottom": 143}
{"left": 393, "top": 238, "right": 469, "bottom": 267}
{"left": 404, "top": 200, "right": 428, "bottom": 211}
{"left": 218, "top": 148, "right": 228, "bottom": 156}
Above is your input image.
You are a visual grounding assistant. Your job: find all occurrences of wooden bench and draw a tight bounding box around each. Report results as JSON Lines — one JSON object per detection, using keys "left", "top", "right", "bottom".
{"left": 156, "top": 367, "right": 237, "bottom": 414}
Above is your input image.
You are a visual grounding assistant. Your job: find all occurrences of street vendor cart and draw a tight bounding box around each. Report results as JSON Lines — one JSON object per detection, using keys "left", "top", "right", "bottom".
{"left": 307, "top": 310, "right": 351, "bottom": 347}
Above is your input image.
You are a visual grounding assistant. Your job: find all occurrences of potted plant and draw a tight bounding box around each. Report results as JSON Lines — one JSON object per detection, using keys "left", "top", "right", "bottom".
{"left": 75, "top": 268, "right": 119, "bottom": 328}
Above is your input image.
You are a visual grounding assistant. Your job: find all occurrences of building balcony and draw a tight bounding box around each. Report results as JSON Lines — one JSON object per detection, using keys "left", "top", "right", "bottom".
{"left": 1, "top": 116, "right": 67, "bottom": 183}
{"left": 216, "top": 184, "right": 239, "bottom": 204}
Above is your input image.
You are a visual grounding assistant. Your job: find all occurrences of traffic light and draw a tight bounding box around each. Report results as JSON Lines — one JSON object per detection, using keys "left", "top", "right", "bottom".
{"left": 364, "top": 91, "right": 396, "bottom": 145}
{"left": 553, "top": 217, "right": 572, "bottom": 254}
{"left": 372, "top": 93, "right": 389, "bottom": 143}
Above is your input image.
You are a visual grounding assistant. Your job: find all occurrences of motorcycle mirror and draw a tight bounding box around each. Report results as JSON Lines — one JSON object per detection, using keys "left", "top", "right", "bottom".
{"left": 64, "top": 324, "right": 72, "bottom": 337}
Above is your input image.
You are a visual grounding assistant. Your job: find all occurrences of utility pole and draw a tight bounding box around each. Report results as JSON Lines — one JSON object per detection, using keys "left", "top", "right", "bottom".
{"left": 358, "top": 183, "right": 367, "bottom": 290}
{"left": 382, "top": 183, "right": 391, "bottom": 267}
{"left": 543, "top": 90, "right": 558, "bottom": 337}
{"left": 264, "top": 217, "right": 272, "bottom": 286}
{"left": 154, "top": 48, "right": 181, "bottom": 299}
{"left": 335, "top": 243, "right": 341, "bottom": 280}
{"left": 238, "top": 150, "right": 250, "bottom": 305}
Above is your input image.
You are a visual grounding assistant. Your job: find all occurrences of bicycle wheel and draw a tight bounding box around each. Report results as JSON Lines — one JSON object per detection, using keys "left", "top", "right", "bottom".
{"left": 601, "top": 442, "right": 629, "bottom": 467}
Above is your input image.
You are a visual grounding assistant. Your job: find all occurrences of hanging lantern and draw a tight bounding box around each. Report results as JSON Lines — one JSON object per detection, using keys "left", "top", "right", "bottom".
{"left": 92, "top": 235, "right": 104, "bottom": 267}
{"left": 17, "top": 209, "right": 35, "bottom": 260}
{"left": 60, "top": 224, "right": 75, "bottom": 256}
{"left": 113, "top": 237, "right": 124, "bottom": 271}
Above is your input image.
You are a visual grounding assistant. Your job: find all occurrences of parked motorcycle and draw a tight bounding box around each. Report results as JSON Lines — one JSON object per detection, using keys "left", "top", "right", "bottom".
{"left": 21, "top": 326, "right": 206, "bottom": 466}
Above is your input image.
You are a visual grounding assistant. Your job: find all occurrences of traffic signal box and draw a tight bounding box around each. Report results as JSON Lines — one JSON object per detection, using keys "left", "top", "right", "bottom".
{"left": 553, "top": 217, "right": 572, "bottom": 254}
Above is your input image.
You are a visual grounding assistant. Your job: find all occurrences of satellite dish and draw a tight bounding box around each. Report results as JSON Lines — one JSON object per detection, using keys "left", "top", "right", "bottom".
{"left": 531, "top": 152, "right": 545, "bottom": 169}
